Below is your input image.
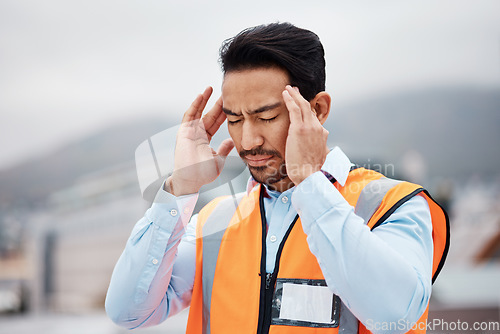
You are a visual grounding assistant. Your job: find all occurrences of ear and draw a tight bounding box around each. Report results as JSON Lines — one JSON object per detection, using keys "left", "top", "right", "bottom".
{"left": 310, "top": 92, "right": 331, "bottom": 125}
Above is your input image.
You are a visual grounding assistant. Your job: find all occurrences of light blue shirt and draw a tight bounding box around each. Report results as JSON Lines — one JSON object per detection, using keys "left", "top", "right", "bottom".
{"left": 106, "top": 147, "right": 433, "bottom": 334}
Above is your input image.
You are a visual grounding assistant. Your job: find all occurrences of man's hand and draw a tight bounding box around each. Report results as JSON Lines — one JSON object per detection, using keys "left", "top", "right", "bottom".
{"left": 282, "top": 85, "right": 329, "bottom": 186}
{"left": 167, "top": 87, "right": 234, "bottom": 196}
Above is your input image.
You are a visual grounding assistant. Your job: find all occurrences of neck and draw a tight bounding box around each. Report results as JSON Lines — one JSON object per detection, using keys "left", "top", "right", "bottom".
{"left": 267, "top": 176, "right": 295, "bottom": 193}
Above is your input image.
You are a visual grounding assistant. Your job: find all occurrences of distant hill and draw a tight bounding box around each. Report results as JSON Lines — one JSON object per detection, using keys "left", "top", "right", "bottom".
{"left": 0, "top": 117, "right": 172, "bottom": 210}
{"left": 0, "top": 87, "right": 498, "bottom": 210}
{"left": 325, "top": 87, "right": 500, "bottom": 183}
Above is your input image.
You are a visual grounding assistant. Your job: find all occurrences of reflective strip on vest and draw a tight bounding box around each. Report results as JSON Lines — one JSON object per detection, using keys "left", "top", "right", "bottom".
{"left": 201, "top": 192, "right": 245, "bottom": 334}
{"left": 355, "top": 177, "right": 402, "bottom": 223}
{"left": 339, "top": 302, "right": 359, "bottom": 333}
{"left": 335, "top": 177, "right": 403, "bottom": 333}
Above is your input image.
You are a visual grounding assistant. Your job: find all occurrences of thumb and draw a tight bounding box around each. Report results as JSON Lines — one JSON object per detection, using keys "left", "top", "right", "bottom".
{"left": 217, "top": 138, "right": 235, "bottom": 158}
{"left": 215, "top": 138, "right": 234, "bottom": 173}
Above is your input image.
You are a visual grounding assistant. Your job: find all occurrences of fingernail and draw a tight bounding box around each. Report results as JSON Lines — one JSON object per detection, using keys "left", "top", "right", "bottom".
{"left": 293, "top": 86, "right": 299, "bottom": 92}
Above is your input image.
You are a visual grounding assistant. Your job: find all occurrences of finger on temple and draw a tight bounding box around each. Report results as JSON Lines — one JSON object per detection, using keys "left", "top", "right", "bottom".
{"left": 283, "top": 89, "right": 302, "bottom": 123}
{"left": 206, "top": 108, "right": 227, "bottom": 139}
{"left": 203, "top": 97, "right": 224, "bottom": 134}
{"left": 287, "top": 85, "right": 312, "bottom": 121}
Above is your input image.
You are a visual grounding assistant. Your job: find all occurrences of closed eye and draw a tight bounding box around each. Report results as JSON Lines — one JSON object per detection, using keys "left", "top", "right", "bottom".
{"left": 260, "top": 116, "right": 278, "bottom": 123}
{"left": 227, "top": 119, "right": 241, "bottom": 125}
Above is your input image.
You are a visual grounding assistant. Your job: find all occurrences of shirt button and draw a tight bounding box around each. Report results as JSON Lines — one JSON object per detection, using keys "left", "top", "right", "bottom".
{"left": 281, "top": 196, "right": 288, "bottom": 204}
{"left": 152, "top": 259, "right": 159, "bottom": 265}
{"left": 170, "top": 209, "right": 178, "bottom": 217}
{"left": 270, "top": 235, "right": 277, "bottom": 242}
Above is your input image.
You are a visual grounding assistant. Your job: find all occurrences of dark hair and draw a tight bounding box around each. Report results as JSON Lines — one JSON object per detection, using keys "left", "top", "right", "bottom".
{"left": 219, "top": 22, "right": 326, "bottom": 101}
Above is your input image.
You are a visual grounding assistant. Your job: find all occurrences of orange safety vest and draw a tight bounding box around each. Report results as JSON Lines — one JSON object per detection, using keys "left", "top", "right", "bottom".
{"left": 186, "top": 167, "right": 450, "bottom": 334}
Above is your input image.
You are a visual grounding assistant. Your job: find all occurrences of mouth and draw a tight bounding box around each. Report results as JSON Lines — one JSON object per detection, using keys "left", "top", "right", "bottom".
{"left": 243, "top": 155, "right": 274, "bottom": 167}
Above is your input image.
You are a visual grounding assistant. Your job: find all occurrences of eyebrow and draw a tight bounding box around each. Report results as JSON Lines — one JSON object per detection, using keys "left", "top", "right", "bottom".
{"left": 222, "top": 102, "right": 282, "bottom": 116}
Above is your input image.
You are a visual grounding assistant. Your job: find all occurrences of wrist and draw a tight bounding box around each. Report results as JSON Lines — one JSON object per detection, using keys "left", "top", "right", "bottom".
{"left": 166, "top": 175, "right": 201, "bottom": 196}
{"left": 291, "top": 165, "right": 322, "bottom": 186}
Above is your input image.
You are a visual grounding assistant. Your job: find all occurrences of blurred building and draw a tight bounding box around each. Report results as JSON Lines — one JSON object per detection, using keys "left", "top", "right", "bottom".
{"left": 25, "top": 163, "right": 147, "bottom": 312}
{"left": 24, "top": 160, "right": 249, "bottom": 313}
{"left": 428, "top": 177, "right": 500, "bottom": 329}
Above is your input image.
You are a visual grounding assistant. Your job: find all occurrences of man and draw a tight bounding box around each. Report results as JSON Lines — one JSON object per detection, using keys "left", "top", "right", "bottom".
{"left": 106, "top": 23, "right": 449, "bottom": 334}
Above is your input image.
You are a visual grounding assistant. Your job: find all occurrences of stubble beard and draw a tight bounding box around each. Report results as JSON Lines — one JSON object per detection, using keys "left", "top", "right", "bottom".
{"left": 248, "top": 158, "right": 289, "bottom": 188}
{"left": 239, "top": 148, "right": 293, "bottom": 190}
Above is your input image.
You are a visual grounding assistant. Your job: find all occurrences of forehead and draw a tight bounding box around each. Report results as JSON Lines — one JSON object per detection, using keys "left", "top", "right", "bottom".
{"left": 222, "top": 67, "right": 289, "bottom": 112}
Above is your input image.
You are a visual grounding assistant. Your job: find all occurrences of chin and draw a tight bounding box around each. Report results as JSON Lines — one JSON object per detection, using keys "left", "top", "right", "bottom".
{"left": 249, "top": 167, "right": 287, "bottom": 186}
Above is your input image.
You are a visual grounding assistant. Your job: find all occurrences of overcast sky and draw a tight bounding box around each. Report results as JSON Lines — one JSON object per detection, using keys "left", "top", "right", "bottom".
{"left": 0, "top": 0, "right": 499, "bottom": 170}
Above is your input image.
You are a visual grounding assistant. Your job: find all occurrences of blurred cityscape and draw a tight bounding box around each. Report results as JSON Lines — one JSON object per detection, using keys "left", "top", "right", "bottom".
{"left": 0, "top": 88, "right": 499, "bottom": 333}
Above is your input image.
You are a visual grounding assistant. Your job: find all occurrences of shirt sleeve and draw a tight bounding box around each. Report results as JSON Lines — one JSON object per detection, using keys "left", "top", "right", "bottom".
{"left": 291, "top": 171, "right": 433, "bottom": 334}
{"left": 105, "top": 187, "right": 198, "bottom": 329}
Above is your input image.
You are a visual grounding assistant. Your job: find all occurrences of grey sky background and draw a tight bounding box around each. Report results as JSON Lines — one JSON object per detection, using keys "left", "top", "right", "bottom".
{"left": 0, "top": 0, "right": 499, "bottom": 170}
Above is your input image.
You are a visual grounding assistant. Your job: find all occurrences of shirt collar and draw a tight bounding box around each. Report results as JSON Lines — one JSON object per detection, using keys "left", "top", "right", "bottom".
{"left": 321, "top": 146, "right": 352, "bottom": 187}
{"left": 245, "top": 146, "right": 352, "bottom": 194}
{"left": 246, "top": 176, "right": 259, "bottom": 195}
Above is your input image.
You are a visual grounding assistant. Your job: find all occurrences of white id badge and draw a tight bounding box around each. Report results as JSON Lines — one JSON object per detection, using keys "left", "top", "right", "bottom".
{"left": 271, "top": 278, "right": 340, "bottom": 328}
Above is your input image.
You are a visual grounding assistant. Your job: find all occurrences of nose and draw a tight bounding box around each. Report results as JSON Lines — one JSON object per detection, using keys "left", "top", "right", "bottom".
{"left": 240, "top": 121, "right": 264, "bottom": 151}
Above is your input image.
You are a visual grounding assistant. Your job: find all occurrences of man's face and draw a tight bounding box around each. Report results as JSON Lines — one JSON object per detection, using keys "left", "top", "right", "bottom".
{"left": 222, "top": 67, "right": 293, "bottom": 192}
